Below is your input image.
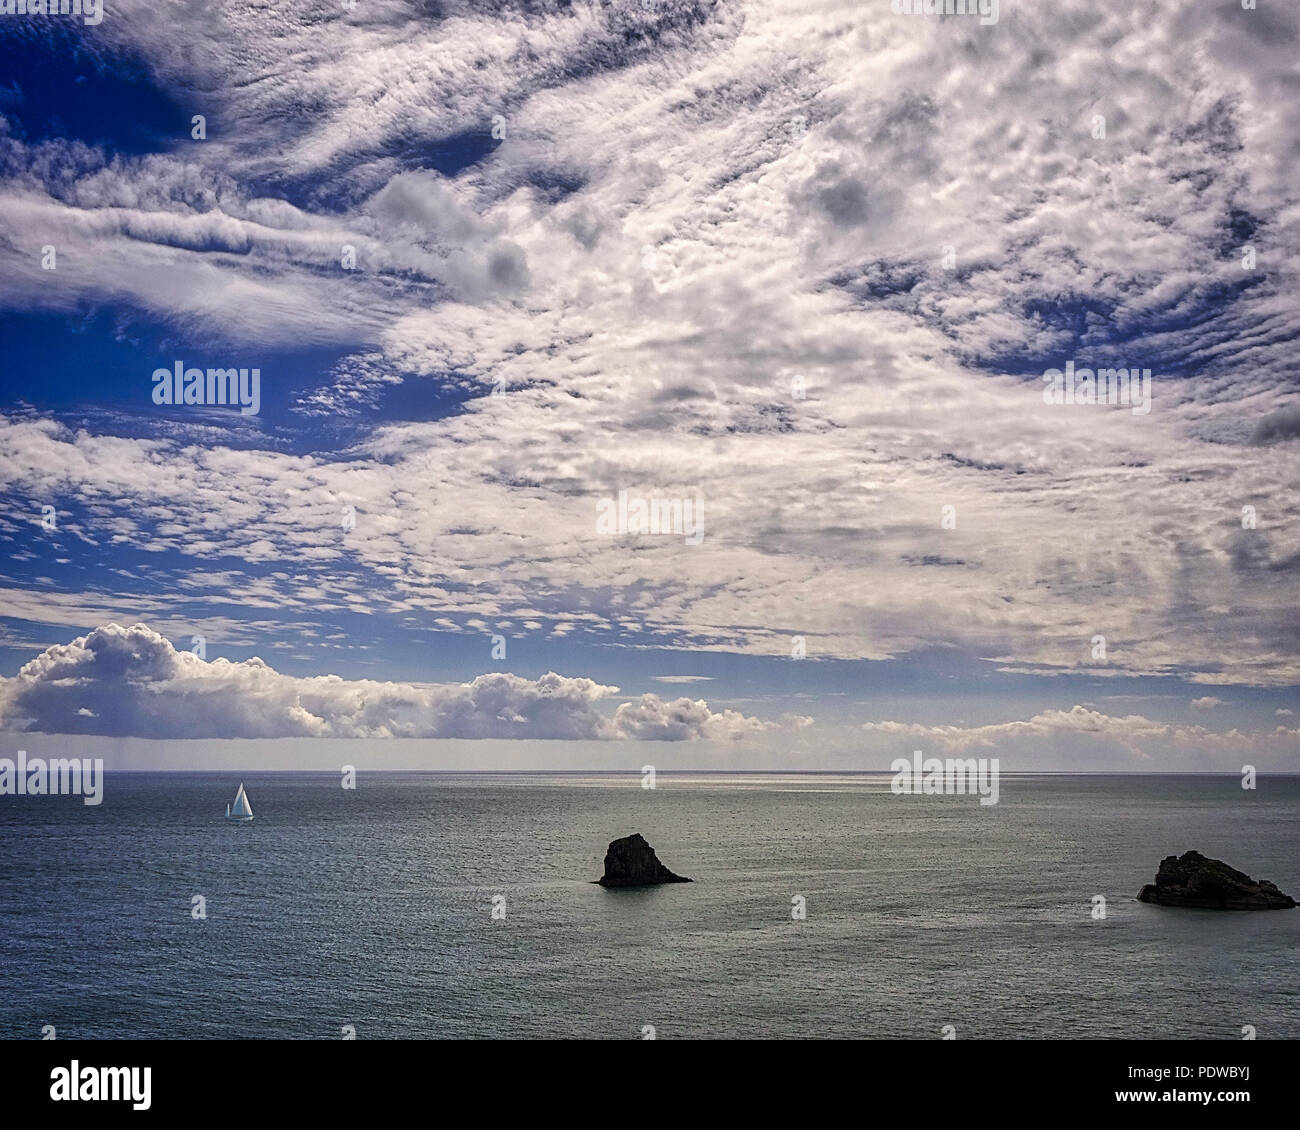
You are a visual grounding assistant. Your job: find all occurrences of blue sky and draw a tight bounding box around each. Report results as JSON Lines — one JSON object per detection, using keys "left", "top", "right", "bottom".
{"left": 0, "top": 1, "right": 1297, "bottom": 770}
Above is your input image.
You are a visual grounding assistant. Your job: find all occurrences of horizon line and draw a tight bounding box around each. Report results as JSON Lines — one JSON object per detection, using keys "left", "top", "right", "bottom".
{"left": 78, "top": 768, "right": 1300, "bottom": 777}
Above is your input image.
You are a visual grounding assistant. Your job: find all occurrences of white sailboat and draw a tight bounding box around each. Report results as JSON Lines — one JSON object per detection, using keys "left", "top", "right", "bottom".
{"left": 225, "top": 781, "right": 254, "bottom": 823}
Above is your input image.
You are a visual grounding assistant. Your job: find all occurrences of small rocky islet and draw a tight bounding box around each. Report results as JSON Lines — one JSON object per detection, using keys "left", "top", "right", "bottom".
{"left": 1138, "top": 850, "right": 1296, "bottom": 910}
{"left": 596, "top": 833, "right": 691, "bottom": 887}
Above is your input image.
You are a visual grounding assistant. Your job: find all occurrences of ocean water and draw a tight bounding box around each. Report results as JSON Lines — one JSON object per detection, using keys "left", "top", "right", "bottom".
{"left": 1, "top": 772, "right": 1296, "bottom": 1040}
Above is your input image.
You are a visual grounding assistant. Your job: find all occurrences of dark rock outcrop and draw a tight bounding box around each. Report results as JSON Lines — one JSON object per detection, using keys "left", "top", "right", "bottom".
{"left": 597, "top": 833, "right": 691, "bottom": 887}
{"left": 1138, "top": 851, "right": 1296, "bottom": 910}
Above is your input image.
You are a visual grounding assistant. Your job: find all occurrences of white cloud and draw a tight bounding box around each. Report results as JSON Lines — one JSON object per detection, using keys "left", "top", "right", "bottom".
{"left": 612, "top": 693, "right": 806, "bottom": 741}
{"left": 0, "top": 623, "right": 782, "bottom": 741}
{"left": 862, "top": 704, "right": 1299, "bottom": 765}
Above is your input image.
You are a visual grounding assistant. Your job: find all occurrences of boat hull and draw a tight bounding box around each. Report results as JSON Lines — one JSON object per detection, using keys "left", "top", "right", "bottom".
{"left": 225, "top": 814, "right": 254, "bottom": 822}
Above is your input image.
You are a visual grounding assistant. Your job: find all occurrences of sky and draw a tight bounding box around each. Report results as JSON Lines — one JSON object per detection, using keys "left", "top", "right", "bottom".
{"left": 0, "top": 0, "right": 1297, "bottom": 772}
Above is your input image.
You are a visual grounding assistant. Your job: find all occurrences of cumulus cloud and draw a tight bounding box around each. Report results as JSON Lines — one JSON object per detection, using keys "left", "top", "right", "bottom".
{"left": 612, "top": 694, "right": 808, "bottom": 741}
{"left": 1190, "top": 696, "right": 1223, "bottom": 710}
{"left": 862, "top": 705, "right": 1299, "bottom": 764}
{"left": 0, "top": 623, "right": 782, "bottom": 741}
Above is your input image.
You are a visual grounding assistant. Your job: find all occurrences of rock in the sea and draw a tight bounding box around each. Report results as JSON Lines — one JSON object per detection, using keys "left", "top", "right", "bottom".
{"left": 597, "top": 833, "right": 692, "bottom": 887}
{"left": 1138, "top": 850, "right": 1296, "bottom": 910}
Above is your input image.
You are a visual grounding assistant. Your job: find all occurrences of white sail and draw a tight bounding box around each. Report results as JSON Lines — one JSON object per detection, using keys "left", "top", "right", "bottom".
{"left": 230, "top": 783, "right": 253, "bottom": 818}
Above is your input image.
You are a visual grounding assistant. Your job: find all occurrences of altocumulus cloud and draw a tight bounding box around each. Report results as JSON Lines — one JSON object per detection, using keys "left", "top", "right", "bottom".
{"left": 0, "top": 624, "right": 784, "bottom": 741}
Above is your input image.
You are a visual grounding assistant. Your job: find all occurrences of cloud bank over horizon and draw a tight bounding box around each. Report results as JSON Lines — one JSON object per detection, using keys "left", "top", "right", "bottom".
{"left": 0, "top": 622, "right": 798, "bottom": 741}
{"left": 863, "top": 704, "right": 1300, "bottom": 765}
{"left": 0, "top": 624, "right": 1291, "bottom": 772}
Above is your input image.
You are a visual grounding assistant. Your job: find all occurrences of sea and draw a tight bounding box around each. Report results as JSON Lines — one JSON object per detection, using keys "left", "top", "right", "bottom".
{"left": 1, "top": 772, "right": 1296, "bottom": 1040}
